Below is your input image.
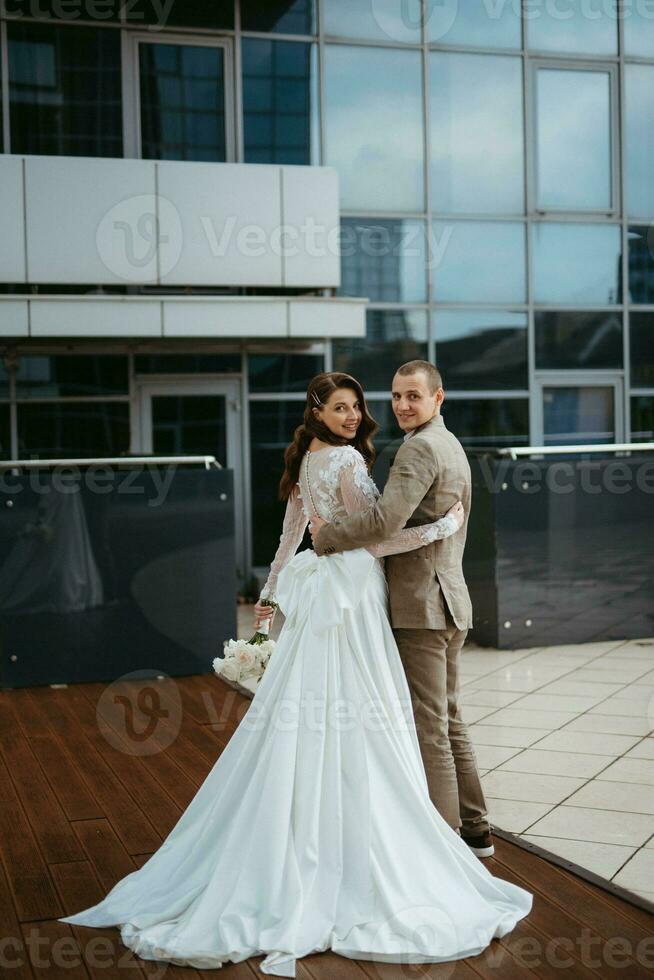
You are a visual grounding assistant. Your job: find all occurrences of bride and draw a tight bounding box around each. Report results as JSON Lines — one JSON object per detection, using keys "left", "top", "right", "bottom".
{"left": 59, "top": 371, "right": 532, "bottom": 976}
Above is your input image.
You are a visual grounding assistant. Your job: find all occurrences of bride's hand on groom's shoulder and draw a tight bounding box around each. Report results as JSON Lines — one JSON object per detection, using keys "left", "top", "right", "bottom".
{"left": 446, "top": 500, "right": 465, "bottom": 529}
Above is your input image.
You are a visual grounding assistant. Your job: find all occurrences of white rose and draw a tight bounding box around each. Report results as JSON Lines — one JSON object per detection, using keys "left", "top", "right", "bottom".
{"left": 235, "top": 647, "right": 257, "bottom": 672}
{"left": 216, "top": 657, "right": 241, "bottom": 682}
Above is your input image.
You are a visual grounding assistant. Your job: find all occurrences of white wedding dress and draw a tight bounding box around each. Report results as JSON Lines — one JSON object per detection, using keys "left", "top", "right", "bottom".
{"left": 59, "top": 444, "right": 532, "bottom": 976}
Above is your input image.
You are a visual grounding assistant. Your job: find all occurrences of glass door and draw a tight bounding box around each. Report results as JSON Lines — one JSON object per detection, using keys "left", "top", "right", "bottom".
{"left": 534, "top": 373, "right": 624, "bottom": 445}
{"left": 125, "top": 33, "right": 234, "bottom": 161}
{"left": 137, "top": 378, "right": 245, "bottom": 580}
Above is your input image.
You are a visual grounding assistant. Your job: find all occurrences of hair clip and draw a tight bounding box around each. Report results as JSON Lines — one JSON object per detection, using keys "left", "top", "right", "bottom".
{"left": 310, "top": 390, "right": 322, "bottom": 407}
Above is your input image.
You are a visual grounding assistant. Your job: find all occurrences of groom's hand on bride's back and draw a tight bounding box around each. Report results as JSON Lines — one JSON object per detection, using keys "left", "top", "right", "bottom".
{"left": 309, "top": 514, "right": 327, "bottom": 547}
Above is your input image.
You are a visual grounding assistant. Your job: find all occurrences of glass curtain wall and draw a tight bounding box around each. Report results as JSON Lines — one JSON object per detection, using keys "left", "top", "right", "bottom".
{"left": 1, "top": 2, "right": 654, "bottom": 566}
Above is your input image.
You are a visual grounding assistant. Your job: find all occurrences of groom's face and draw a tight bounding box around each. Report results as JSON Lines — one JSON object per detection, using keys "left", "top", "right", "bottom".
{"left": 391, "top": 372, "right": 442, "bottom": 432}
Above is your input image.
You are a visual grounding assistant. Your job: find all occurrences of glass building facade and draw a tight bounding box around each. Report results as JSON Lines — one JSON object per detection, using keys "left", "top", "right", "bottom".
{"left": 1, "top": 1, "right": 653, "bottom": 583}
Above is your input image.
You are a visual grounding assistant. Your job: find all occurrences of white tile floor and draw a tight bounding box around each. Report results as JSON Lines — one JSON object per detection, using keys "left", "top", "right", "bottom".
{"left": 460, "top": 637, "right": 654, "bottom": 905}
{"left": 237, "top": 607, "right": 654, "bottom": 904}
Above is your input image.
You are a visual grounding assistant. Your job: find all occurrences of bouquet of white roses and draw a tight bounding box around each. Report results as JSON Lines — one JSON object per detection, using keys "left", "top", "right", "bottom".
{"left": 213, "top": 601, "right": 277, "bottom": 698}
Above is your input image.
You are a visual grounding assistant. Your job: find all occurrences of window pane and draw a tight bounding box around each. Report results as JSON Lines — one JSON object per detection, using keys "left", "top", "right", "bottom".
{"left": 324, "top": 0, "right": 421, "bottom": 42}
{"left": 543, "top": 386, "right": 615, "bottom": 445}
{"left": 426, "top": 0, "right": 521, "bottom": 48}
{"left": 430, "top": 53, "right": 523, "bottom": 215}
{"left": 151, "top": 395, "right": 227, "bottom": 459}
{"left": 441, "top": 399, "right": 529, "bottom": 448}
{"left": 624, "top": 10, "right": 654, "bottom": 57}
{"left": 122, "top": 1, "right": 233, "bottom": 29}
{"left": 630, "top": 313, "right": 654, "bottom": 388}
{"left": 536, "top": 311, "right": 623, "bottom": 370}
{"left": 332, "top": 309, "right": 428, "bottom": 391}
{"left": 16, "top": 356, "right": 128, "bottom": 398}
{"left": 536, "top": 68, "right": 611, "bottom": 211}
{"left": 17, "top": 402, "right": 130, "bottom": 457}
{"left": 248, "top": 353, "right": 324, "bottom": 392}
{"left": 324, "top": 45, "right": 424, "bottom": 212}
{"left": 8, "top": 22, "right": 122, "bottom": 156}
{"left": 432, "top": 221, "right": 526, "bottom": 303}
{"left": 241, "top": 0, "right": 316, "bottom": 34}
{"left": 140, "top": 43, "right": 227, "bottom": 162}
{"left": 338, "top": 219, "right": 427, "bottom": 303}
{"left": 631, "top": 396, "right": 654, "bottom": 442}
{"left": 8, "top": 0, "right": 121, "bottom": 19}
{"left": 366, "top": 398, "right": 405, "bottom": 490}
{"left": 625, "top": 66, "right": 654, "bottom": 218}
{"left": 134, "top": 354, "right": 241, "bottom": 374}
{"left": 0, "top": 406, "right": 10, "bottom": 459}
{"left": 250, "top": 400, "right": 310, "bottom": 566}
{"left": 0, "top": 361, "right": 9, "bottom": 400}
{"left": 527, "top": 7, "right": 617, "bottom": 54}
{"left": 532, "top": 223, "right": 621, "bottom": 305}
{"left": 242, "top": 39, "right": 318, "bottom": 165}
{"left": 628, "top": 226, "right": 654, "bottom": 304}
{"left": 433, "top": 310, "right": 528, "bottom": 390}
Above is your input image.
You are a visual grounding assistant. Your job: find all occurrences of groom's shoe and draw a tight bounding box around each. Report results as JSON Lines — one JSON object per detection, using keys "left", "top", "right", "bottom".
{"left": 461, "top": 830, "right": 494, "bottom": 858}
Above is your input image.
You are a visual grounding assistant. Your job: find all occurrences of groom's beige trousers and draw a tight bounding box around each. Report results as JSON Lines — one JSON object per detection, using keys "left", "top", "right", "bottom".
{"left": 393, "top": 610, "right": 490, "bottom": 837}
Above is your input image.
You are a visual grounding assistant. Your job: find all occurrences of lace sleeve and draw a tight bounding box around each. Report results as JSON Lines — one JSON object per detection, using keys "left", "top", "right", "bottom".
{"left": 259, "top": 486, "right": 308, "bottom": 602}
{"left": 339, "top": 453, "right": 460, "bottom": 558}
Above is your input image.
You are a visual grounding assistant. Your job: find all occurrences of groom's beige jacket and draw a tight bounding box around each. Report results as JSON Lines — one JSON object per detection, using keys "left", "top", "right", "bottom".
{"left": 313, "top": 413, "right": 473, "bottom": 631}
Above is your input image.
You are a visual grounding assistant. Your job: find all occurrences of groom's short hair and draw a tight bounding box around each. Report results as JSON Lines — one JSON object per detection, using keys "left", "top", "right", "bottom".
{"left": 395, "top": 360, "right": 443, "bottom": 394}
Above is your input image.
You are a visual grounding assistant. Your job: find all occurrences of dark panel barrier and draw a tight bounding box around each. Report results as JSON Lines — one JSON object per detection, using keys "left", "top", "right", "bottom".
{"left": 0, "top": 464, "right": 236, "bottom": 688}
{"left": 465, "top": 452, "right": 654, "bottom": 649}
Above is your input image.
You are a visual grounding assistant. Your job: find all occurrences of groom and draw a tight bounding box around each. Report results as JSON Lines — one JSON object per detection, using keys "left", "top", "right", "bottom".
{"left": 309, "top": 360, "right": 493, "bottom": 857}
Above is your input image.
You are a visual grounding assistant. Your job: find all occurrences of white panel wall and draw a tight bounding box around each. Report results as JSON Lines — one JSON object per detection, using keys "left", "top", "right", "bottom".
{"left": 0, "top": 157, "right": 26, "bottom": 283}
{"left": 0, "top": 296, "right": 366, "bottom": 339}
{"left": 158, "top": 162, "right": 283, "bottom": 286}
{"left": 163, "top": 299, "right": 287, "bottom": 337}
{"left": 30, "top": 299, "right": 162, "bottom": 337}
{"left": 282, "top": 166, "right": 340, "bottom": 287}
{"left": 288, "top": 299, "right": 366, "bottom": 338}
{"left": 2, "top": 155, "right": 342, "bottom": 288}
{"left": 25, "top": 156, "right": 157, "bottom": 284}
{"left": 0, "top": 301, "right": 29, "bottom": 336}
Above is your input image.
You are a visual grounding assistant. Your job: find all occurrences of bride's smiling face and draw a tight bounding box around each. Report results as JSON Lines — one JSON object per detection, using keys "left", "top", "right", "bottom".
{"left": 313, "top": 387, "right": 362, "bottom": 440}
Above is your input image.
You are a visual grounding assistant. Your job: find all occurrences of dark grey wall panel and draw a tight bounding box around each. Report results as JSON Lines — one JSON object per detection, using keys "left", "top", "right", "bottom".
{"left": 0, "top": 467, "right": 236, "bottom": 688}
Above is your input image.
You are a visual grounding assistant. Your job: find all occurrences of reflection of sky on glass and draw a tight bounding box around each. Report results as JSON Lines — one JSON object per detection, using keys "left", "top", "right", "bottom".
{"left": 533, "top": 223, "right": 621, "bottom": 305}
{"left": 537, "top": 69, "right": 610, "bottom": 210}
{"left": 625, "top": 65, "right": 654, "bottom": 218}
{"left": 324, "top": 45, "right": 423, "bottom": 211}
{"left": 432, "top": 310, "right": 528, "bottom": 390}
{"left": 430, "top": 53, "right": 523, "bottom": 214}
{"left": 624, "top": 9, "right": 654, "bottom": 56}
{"left": 338, "top": 219, "right": 427, "bottom": 302}
{"left": 433, "top": 309, "right": 527, "bottom": 341}
{"left": 323, "top": 0, "right": 422, "bottom": 43}
{"left": 527, "top": 5, "right": 616, "bottom": 54}
{"left": 432, "top": 221, "right": 526, "bottom": 302}
{"left": 425, "top": 0, "right": 521, "bottom": 48}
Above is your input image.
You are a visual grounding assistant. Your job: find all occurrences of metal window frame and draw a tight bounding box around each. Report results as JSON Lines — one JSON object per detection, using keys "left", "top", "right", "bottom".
{"left": 528, "top": 56, "right": 620, "bottom": 218}
{"left": 135, "top": 374, "right": 246, "bottom": 579}
{"left": 533, "top": 370, "right": 626, "bottom": 445}
{"left": 123, "top": 30, "right": 236, "bottom": 162}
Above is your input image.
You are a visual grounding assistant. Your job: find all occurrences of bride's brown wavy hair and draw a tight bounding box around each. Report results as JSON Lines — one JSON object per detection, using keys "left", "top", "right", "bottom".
{"left": 279, "top": 372, "right": 379, "bottom": 500}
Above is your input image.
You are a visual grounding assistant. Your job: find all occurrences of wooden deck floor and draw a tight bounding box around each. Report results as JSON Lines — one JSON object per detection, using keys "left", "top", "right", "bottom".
{"left": 0, "top": 673, "right": 652, "bottom": 979}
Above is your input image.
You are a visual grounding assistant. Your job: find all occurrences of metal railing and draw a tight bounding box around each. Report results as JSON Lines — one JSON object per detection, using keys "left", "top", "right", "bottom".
{"left": 0, "top": 455, "right": 221, "bottom": 470}
{"left": 496, "top": 443, "right": 654, "bottom": 461}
